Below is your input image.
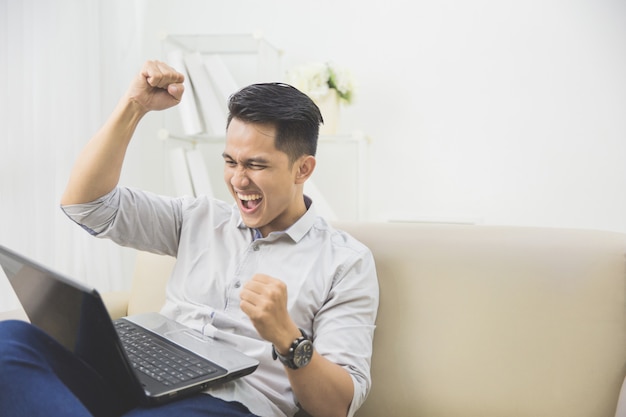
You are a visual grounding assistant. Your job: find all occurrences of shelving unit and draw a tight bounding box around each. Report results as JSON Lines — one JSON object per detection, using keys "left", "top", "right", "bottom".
{"left": 160, "top": 33, "right": 283, "bottom": 141}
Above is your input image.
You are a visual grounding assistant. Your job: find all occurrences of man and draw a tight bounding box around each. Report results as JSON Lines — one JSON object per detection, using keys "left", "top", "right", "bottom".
{"left": 0, "top": 61, "right": 378, "bottom": 417}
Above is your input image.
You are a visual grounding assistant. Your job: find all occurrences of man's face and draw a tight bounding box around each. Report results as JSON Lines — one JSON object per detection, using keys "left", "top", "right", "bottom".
{"left": 223, "top": 118, "right": 309, "bottom": 237}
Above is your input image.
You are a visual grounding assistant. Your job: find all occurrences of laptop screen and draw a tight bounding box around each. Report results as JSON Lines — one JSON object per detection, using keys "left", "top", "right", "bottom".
{"left": 0, "top": 245, "right": 150, "bottom": 411}
{"left": 0, "top": 245, "right": 142, "bottom": 404}
{"left": 0, "top": 246, "right": 97, "bottom": 352}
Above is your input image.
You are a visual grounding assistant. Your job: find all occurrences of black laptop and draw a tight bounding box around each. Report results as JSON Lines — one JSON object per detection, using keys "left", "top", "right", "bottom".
{"left": 0, "top": 244, "right": 258, "bottom": 409}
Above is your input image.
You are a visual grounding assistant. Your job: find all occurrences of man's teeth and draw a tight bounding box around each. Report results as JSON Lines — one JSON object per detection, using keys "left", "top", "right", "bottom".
{"left": 238, "top": 193, "right": 262, "bottom": 201}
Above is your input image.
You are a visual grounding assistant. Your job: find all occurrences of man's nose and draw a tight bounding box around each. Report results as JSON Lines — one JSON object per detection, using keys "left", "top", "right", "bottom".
{"left": 231, "top": 166, "right": 250, "bottom": 188}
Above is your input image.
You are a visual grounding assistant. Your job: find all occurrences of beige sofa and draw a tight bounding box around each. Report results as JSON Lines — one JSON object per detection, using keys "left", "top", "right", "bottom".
{"left": 103, "top": 222, "right": 626, "bottom": 417}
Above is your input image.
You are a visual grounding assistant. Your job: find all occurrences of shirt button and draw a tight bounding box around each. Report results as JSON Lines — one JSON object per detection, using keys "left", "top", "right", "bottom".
{"left": 234, "top": 281, "right": 241, "bottom": 288}
{"left": 252, "top": 245, "right": 260, "bottom": 251}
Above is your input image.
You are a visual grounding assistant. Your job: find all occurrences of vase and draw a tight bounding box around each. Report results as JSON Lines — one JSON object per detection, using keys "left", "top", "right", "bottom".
{"left": 314, "top": 89, "right": 340, "bottom": 135}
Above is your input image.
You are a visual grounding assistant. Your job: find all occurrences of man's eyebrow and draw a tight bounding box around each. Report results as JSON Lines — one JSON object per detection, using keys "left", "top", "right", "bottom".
{"left": 221, "top": 152, "right": 270, "bottom": 164}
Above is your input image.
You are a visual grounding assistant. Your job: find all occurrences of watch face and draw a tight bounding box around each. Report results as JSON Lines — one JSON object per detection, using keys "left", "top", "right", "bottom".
{"left": 294, "top": 340, "right": 313, "bottom": 368}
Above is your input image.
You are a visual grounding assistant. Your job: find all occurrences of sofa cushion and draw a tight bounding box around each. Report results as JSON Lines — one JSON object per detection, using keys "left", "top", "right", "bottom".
{"left": 336, "top": 223, "right": 626, "bottom": 417}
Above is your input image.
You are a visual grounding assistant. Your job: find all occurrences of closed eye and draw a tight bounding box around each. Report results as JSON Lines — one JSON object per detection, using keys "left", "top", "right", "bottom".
{"left": 222, "top": 152, "right": 236, "bottom": 166}
{"left": 222, "top": 152, "right": 269, "bottom": 170}
{"left": 248, "top": 162, "right": 267, "bottom": 170}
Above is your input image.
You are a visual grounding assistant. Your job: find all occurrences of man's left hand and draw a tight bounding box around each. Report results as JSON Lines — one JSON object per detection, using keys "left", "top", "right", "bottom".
{"left": 240, "top": 274, "right": 300, "bottom": 352}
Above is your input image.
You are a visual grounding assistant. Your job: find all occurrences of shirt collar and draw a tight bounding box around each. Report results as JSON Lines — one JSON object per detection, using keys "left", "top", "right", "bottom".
{"left": 237, "top": 195, "right": 316, "bottom": 243}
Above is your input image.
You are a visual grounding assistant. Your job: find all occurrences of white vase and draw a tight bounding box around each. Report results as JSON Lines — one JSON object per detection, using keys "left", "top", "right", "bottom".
{"left": 314, "top": 89, "right": 340, "bottom": 135}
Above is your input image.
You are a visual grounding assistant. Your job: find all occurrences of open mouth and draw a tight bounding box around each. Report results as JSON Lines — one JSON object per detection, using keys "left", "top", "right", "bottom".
{"left": 237, "top": 192, "right": 263, "bottom": 211}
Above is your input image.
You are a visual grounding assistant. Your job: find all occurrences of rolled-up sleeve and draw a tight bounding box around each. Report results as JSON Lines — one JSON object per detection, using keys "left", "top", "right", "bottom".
{"left": 314, "top": 248, "right": 379, "bottom": 417}
{"left": 61, "top": 187, "right": 184, "bottom": 257}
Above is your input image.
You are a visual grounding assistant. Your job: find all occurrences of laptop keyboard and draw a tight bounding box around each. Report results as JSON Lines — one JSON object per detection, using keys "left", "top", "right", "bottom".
{"left": 114, "top": 319, "right": 221, "bottom": 387}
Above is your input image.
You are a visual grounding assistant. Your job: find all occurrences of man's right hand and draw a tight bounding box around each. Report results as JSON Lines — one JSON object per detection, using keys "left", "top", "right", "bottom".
{"left": 126, "top": 60, "right": 185, "bottom": 114}
{"left": 61, "top": 60, "right": 185, "bottom": 206}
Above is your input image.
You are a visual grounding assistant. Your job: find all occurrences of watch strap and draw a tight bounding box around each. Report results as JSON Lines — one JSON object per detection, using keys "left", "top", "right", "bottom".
{"left": 272, "top": 328, "right": 310, "bottom": 369}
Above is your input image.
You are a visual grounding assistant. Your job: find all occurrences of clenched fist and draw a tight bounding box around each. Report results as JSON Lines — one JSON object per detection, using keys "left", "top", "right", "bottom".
{"left": 240, "top": 274, "right": 301, "bottom": 353}
{"left": 126, "top": 60, "right": 185, "bottom": 113}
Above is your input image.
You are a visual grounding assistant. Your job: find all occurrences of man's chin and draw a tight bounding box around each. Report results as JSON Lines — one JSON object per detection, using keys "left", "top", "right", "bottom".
{"left": 240, "top": 213, "right": 262, "bottom": 229}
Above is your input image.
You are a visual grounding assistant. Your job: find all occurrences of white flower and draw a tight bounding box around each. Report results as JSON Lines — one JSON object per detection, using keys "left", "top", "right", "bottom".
{"left": 287, "top": 62, "right": 355, "bottom": 104}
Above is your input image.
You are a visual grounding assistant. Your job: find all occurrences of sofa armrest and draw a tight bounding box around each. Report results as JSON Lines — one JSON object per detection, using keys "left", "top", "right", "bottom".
{"left": 101, "top": 290, "right": 132, "bottom": 320}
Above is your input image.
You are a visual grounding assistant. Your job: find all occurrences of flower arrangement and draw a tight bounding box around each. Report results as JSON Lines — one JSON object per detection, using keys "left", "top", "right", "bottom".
{"left": 286, "top": 62, "right": 355, "bottom": 105}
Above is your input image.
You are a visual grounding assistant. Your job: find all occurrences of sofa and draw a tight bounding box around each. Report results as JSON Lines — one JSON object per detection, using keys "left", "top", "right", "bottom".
{"left": 102, "top": 222, "right": 626, "bottom": 417}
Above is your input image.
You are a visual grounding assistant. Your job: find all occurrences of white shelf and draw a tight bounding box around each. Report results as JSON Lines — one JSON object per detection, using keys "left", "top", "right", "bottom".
{"left": 162, "top": 33, "right": 282, "bottom": 55}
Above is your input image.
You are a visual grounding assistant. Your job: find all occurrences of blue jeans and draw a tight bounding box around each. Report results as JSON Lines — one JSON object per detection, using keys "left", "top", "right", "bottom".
{"left": 0, "top": 320, "right": 259, "bottom": 417}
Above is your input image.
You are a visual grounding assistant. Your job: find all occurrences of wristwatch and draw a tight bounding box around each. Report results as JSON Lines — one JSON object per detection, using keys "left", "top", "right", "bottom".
{"left": 272, "top": 328, "right": 313, "bottom": 369}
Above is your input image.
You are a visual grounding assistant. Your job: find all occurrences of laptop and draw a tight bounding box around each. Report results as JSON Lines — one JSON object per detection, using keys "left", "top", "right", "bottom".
{"left": 0, "top": 244, "right": 259, "bottom": 409}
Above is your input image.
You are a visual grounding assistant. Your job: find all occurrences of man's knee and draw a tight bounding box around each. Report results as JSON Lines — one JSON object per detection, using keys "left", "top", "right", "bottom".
{"left": 0, "top": 319, "right": 36, "bottom": 339}
{"left": 0, "top": 320, "right": 41, "bottom": 359}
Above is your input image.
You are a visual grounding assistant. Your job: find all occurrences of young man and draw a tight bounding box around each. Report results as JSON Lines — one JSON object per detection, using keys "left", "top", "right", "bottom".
{"left": 0, "top": 61, "right": 378, "bottom": 417}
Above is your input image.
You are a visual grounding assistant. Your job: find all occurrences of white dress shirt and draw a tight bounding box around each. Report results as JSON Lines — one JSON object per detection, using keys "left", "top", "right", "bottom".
{"left": 62, "top": 186, "right": 379, "bottom": 417}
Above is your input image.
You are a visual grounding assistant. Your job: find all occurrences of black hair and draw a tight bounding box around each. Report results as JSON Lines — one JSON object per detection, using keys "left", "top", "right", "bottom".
{"left": 226, "top": 83, "right": 323, "bottom": 163}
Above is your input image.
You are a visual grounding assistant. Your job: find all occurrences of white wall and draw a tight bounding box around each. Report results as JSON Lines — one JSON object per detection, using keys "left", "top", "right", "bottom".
{"left": 108, "top": 0, "right": 626, "bottom": 232}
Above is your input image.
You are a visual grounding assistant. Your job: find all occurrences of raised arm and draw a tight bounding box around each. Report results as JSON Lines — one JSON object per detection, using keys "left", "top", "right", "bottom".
{"left": 61, "top": 60, "right": 184, "bottom": 205}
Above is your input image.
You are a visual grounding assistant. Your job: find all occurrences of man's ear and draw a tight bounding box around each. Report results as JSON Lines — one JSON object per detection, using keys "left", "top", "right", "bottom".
{"left": 295, "top": 155, "right": 316, "bottom": 184}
